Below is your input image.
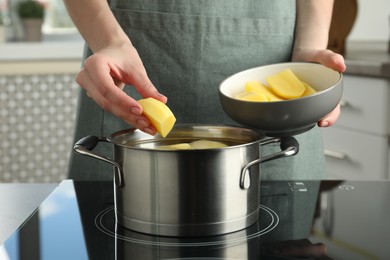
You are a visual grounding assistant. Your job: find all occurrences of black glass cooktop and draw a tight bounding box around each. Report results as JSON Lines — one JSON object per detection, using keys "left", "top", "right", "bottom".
{"left": 1, "top": 180, "right": 390, "bottom": 259}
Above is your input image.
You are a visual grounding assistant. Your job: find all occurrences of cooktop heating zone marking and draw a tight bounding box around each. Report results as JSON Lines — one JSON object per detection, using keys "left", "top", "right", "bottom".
{"left": 94, "top": 205, "right": 279, "bottom": 247}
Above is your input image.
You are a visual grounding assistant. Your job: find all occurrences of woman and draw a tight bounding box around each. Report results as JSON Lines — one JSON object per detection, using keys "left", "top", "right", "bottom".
{"left": 64, "top": 0, "right": 346, "bottom": 180}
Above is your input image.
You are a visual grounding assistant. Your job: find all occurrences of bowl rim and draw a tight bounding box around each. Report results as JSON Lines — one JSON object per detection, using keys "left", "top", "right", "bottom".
{"left": 219, "top": 62, "right": 343, "bottom": 104}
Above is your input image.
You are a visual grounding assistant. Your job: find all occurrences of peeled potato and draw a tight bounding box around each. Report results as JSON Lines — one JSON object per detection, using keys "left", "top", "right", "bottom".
{"left": 157, "top": 140, "right": 228, "bottom": 150}
{"left": 244, "top": 81, "right": 284, "bottom": 101}
{"left": 159, "top": 143, "right": 192, "bottom": 150}
{"left": 235, "top": 91, "right": 269, "bottom": 102}
{"left": 233, "top": 69, "right": 318, "bottom": 103}
{"left": 189, "top": 140, "right": 228, "bottom": 149}
{"left": 137, "top": 98, "right": 176, "bottom": 138}
{"left": 302, "top": 82, "right": 317, "bottom": 97}
{"left": 266, "top": 69, "right": 305, "bottom": 99}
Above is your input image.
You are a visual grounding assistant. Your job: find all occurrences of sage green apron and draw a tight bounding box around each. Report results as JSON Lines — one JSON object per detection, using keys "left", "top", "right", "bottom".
{"left": 68, "top": 0, "right": 325, "bottom": 181}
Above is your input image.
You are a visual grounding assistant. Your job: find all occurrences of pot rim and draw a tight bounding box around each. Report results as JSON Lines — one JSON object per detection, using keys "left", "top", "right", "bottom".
{"left": 108, "top": 124, "right": 265, "bottom": 151}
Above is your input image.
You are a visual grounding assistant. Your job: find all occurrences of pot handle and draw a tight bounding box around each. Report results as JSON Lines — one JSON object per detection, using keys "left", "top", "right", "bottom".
{"left": 73, "top": 135, "right": 124, "bottom": 187}
{"left": 240, "top": 136, "right": 299, "bottom": 189}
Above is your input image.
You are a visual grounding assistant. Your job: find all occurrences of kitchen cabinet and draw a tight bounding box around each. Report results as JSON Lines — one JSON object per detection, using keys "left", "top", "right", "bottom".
{"left": 323, "top": 75, "right": 390, "bottom": 180}
{"left": 322, "top": 41, "right": 390, "bottom": 180}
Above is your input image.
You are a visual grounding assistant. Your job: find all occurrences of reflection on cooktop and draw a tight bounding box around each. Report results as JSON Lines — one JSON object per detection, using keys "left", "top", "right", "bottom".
{"left": 1, "top": 180, "right": 390, "bottom": 260}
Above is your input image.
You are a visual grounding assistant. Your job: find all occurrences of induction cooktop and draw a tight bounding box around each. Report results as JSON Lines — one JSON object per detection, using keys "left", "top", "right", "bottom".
{"left": 1, "top": 180, "right": 389, "bottom": 260}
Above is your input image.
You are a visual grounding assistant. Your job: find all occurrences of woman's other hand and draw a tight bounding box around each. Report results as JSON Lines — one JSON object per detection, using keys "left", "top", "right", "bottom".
{"left": 293, "top": 0, "right": 346, "bottom": 128}
{"left": 293, "top": 49, "right": 345, "bottom": 127}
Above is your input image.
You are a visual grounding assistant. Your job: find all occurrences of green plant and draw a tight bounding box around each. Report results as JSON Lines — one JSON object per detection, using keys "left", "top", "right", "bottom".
{"left": 17, "top": 0, "right": 44, "bottom": 19}
{"left": 0, "top": 11, "right": 4, "bottom": 25}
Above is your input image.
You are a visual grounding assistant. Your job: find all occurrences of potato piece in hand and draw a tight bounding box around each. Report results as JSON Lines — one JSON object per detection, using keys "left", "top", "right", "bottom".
{"left": 245, "top": 81, "right": 284, "bottom": 101}
{"left": 267, "top": 69, "right": 305, "bottom": 99}
{"left": 235, "top": 91, "right": 269, "bottom": 102}
{"left": 137, "top": 98, "right": 176, "bottom": 137}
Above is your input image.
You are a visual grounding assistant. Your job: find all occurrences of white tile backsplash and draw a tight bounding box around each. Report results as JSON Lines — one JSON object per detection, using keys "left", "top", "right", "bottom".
{"left": 0, "top": 73, "right": 79, "bottom": 183}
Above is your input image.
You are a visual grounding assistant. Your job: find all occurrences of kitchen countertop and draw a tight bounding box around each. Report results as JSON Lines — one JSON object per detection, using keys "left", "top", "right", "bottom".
{"left": 344, "top": 41, "right": 390, "bottom": 78}
{"left": 0, "top": 41, "right": 84, "bottom": 61}
{"left": 1, "top": 40, "right": 388, "bottom": 78}
{"left": 0, "top": 41, "right": 84, "bottom": 74}
{"left": 0, "top": 183, "right": 58, "bottom": 244}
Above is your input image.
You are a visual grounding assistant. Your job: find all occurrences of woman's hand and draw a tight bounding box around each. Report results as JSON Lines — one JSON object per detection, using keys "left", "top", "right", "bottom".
{"left": 293, "top": 0, "right": 346, "bottom": 128}
{"left": 76, "top": 44, "right": 167, "bottom": 135}
{"left": 293, "top": 49, "right": 346, "bottom": 127}
{"left": 64, "top": 0, "right": 167, "bottom": 135}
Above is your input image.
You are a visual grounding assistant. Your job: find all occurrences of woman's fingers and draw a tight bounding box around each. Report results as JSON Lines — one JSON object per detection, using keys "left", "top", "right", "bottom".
{"left": 294, "top": 49, "right": 346, "bottom": 73}
{"left": 75, "top": 44, "right": 168, "bottom": 135}
{"left": 76, "top": 58, "right": 157, "bottom": 135}
{"left": 318, "top": 104, "right": 341, "bottom": 127}
{"left": 312, "top": 50, "right": 346, "bottom": 73}
{"left": 293, "top": 48, "right": 345, "bottom": 127}
{"left": 310, "top": 50, "right": 343, "bottom": 128}
{"left": 129, "top": 68, "right": 168, "bottom": 104}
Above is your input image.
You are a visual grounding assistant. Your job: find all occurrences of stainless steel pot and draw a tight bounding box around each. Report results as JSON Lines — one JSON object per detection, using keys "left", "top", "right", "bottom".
{"left": 73, "top": 124, "right": 299, "bottom": 237}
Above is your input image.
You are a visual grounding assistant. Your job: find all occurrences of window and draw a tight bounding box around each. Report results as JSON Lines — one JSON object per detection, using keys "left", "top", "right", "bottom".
{"left": 42, "top": 0, "right": 76, "bottom": 33}
{"left": 0, "top": 0, "right": 79, "bottom": 42}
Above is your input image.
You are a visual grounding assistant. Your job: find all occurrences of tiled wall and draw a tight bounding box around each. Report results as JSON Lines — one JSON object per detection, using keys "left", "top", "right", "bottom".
{"left": 0, "top": 73, "right": 79, "bottom": 183}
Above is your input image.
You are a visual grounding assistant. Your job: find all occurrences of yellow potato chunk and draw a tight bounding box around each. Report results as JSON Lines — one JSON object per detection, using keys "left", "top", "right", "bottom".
{"left": 189, "top": 140, "right": 228, "bottom": 149}
{"left": 137, "top": 98, "right": 176, "bottom": 138}
{"left": 157, "top": 140, "right": 228, "bottom": 150}
{"left": 244, "top": 81, "right": 284, "bottom": 101}
{"left": 302, "top": 82, "right": 317, "bottom": 97}
{"left": 158, "top": 143, "right": 192, "bottom": 150}
{"left": 235, "top": 91, "right": 269, "bottom": 102}
{"left": 266, "top": 69, "right": 305, "bottom": 99}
